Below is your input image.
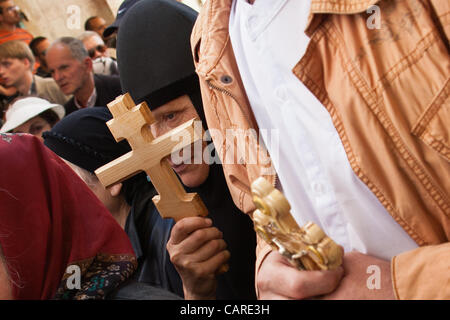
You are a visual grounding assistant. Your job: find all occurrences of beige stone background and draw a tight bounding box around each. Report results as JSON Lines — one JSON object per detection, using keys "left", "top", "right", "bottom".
{"left": 16, "top": 0, "right": 204, "bottom": 41}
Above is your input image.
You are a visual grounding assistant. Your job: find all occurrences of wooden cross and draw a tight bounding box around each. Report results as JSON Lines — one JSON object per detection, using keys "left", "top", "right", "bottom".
{"left": 95, "top": 93, "right": 208, "bottom": 221}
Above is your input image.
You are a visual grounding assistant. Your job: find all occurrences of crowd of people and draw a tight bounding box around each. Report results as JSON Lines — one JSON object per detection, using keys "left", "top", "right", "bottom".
{"left": 0, "top": 0, "right": 448, "bottom": 300}
{"left": 0, "top": 0, "right": 256, "bottom": 301}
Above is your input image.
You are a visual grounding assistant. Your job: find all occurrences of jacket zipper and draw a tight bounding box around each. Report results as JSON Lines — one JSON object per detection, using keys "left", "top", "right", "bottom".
{"left": 206, "top": 79, "right": 278, "bottom": 188}
{"left": 206, "top": 79, "right": 253, "bottom": 126}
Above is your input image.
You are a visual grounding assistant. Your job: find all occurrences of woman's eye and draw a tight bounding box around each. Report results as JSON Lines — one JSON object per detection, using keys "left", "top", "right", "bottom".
{"left": 29, "top": 125, "right": 43, "bottom": 135}
{"left": 165, "top": 113, "right": 176, "bottom": 121}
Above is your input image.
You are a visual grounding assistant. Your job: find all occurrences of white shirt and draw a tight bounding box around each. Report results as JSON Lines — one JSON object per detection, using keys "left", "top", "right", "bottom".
{"left": 74, "top": 86, "right": 97, "bottom": 109}
{"left": 229, "top": 0, "right": 418, "bottom": 260}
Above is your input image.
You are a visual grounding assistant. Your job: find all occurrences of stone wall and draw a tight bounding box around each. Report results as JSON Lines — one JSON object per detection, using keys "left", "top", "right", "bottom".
{"left": 16, "top": 0, "right": 203, "bottom": 42}
{"left": 16, "top": 0, "right": 115, "bottom": 41}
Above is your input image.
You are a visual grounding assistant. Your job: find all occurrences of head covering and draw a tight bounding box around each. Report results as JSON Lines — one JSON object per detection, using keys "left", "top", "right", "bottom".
{"left": 43, "top": 107, "right": 151, "bottom": 206}
{"left": 0, "top": 133, "right": 137, "bottom": 299}
{"left": 117, "top": 0, "right": 257, "bottom": 300}
{"left": 0, "top": 97, "right": 65, "bottom": 133}
{"left": 43, "top": 107, "right": 181, "bottom": 297}
{"left": 103, "top": 0, "right": 141, "bottom": 38}
{"left": 117, "top": 0, "right": 205, "bottom": 124}
{"left": 43, "top": 107, "right": 130, "bottom": 174}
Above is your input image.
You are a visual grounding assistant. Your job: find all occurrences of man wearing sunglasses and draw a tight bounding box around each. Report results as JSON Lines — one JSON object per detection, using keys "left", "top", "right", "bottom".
{"left": 0, "top": 0, "right": 32, "bottom": 45}
{"left": 78, "top": 31, "right": 119, "bottom": 76}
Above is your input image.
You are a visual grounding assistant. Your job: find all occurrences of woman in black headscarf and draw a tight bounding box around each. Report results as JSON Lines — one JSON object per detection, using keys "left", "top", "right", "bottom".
{"left": 45, "top": 0, "right": 256, "bottom": 300}
{"left": 118, "top": 0, "right": 256, "bottom": 300}
{"left": 119, "top": 0, "right": 257, "bottom": 300}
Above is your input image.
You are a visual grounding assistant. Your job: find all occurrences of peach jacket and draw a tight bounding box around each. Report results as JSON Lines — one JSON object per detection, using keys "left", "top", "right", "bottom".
{"left": 192, "top": 0, "right": 450, "bottom": 299}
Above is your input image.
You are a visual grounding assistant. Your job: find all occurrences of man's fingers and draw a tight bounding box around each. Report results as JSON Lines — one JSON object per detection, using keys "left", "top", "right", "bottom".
{"left": 171, "top": 226, "right": 223, "bottom": 254}
{"left": 185, "top": 238, "right": 228, "bottom": 262}
{"left": 258, "top": 251, "right": 344, "bottom": 299}
{"left": 168, "top": 216, "right": 213, "bottom": 245}
{"left": 203, "top": 250, "right": 231, "bottom": 275}
{"left": 177, "top": 249, "right": 230, "bottom": 278}
{"left": 288, "top": 267, "right": 344, "bottom": 298}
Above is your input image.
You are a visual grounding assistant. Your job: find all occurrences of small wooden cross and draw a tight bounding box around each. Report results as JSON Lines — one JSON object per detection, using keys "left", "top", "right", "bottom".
{"left": 95, "top": 93, "right": 208, "bottom": 221}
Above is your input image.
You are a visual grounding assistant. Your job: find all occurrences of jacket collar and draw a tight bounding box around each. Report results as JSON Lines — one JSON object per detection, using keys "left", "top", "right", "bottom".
{"left": 309, "top": 0, "right": 380, "bottom": 14}
{"left": 305, "top": 0, "right": 381, "bottom": 35}
{"left": 192, "top": 0, "right": 381, "bottom": 75}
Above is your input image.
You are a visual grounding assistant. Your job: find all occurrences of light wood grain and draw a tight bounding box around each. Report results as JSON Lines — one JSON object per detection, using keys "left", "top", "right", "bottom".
{"left": 95, "top": 93, "right": 208, "bottom": 221}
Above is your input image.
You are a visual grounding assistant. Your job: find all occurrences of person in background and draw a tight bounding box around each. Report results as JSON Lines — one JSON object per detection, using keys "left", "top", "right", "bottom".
{"left": 0, "top": 96, "right": 64, "bottom": 141}
{"left": 29, "top": 36, "right": 51, "bottom": 78}
{"left": 0, "top": 0, "right": 32, "bottom": 45}
{"left": 102, "top": 0, "right": 141, "bottom": 52}
{"left": 46, "top": 37, "right": 121, "bottom": 115}
{"left": 85, "top": 16, "right": 107, "bottom": 41}
{"left": 78, "top": 31, "right": 118, "bottom": 76}
{"left": 0, "top": 40, "right": 69, "bottom": 106}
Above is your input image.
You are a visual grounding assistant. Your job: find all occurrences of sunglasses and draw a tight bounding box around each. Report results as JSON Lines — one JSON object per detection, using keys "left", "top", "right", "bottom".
{"left": 88, "top": 45, "right": 107, "bottom": 58}
{"left": 5, "top": 5, "right": 19, "bottom": 12}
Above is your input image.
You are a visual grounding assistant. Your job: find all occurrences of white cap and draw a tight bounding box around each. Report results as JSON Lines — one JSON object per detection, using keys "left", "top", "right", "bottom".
{"left": 0, "top": 97, "right": 65, "bottom": 133}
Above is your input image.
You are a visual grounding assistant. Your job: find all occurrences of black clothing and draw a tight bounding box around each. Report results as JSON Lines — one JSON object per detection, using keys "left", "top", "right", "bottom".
{"left": 43, "top": 107, "right": 131, "bottom": 173}
{"left": 63, "top": 74, "right": 122, "bottom": 116}
{"left": 124, "top": 183, "right": 183, "bottom": 296}
{"left": 124, "top": 163, "right": 257, "bottom": 300}
{"left": 44, "top": 107, "right": 257, "bottom": 299}
{"left": 109, "top": 280, "right": 182, "bottom": 300}
{"left": 117, "top": 0, "right": 257, "bottom": 299}
{"left": 187, "top": 163, "right": 257, "bottom": 300}
{"left": 118, "top": 0, "right": 200, "bottom": 111}
{"left": 0, "top": 92, "right": 19, "bottom": 123}
{"left": 103, "top": 0, "right": 141, "bottom": 39}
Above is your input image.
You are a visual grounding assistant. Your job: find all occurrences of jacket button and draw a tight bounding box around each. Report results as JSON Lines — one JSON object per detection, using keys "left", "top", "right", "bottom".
{"left": 220, "top": 75, "right": 233, "bottom": 84}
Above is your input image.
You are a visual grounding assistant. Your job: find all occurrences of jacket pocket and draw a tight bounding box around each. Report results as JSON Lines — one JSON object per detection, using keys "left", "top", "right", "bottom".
{"left": 411, "top": 78, "right": 450, "bottom": 162}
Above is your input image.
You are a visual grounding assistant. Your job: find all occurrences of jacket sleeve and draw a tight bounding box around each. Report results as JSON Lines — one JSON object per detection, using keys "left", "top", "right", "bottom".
{"left": 392, "top": 242, "right": 450, "bottom": 299}
{"left": 35, "top": 76, "right": 71, "bottom": 106}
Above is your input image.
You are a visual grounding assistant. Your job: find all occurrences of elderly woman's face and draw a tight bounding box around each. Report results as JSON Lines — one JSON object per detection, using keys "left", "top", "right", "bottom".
{"left": 150, "top": 95, "right": 210, "bottom": 188}
{"left": 0, "top": 255, "right": 12, "bottom": 299}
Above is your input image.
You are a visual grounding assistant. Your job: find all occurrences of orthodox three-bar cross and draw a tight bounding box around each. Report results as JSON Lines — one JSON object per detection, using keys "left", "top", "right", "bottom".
{"left": 95, "top": 93, "right": 208, "bottom": 221}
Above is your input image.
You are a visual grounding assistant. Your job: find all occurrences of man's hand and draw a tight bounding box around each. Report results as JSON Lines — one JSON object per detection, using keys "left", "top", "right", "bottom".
{"left": 322, "top": 251, "right": 395, "bottom": 300}
{"left": 257, "top": 250, "right": 344, "bottom": 299}
{"left": 167, "top": 216, "right": 230, "bottom": 300}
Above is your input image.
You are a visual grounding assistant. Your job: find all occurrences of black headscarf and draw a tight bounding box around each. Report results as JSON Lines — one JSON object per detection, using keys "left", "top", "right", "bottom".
{"left": 117, "top": 0, "right": 256, "bottom": 299}
{"left": 117, "top": 0, "right": 205, "bottom": 125}
{"left": 43, "top": 107, "right": 129, "bottom": 173}
{"left": 42, "top": 107, "right": 150, "bottom": 206}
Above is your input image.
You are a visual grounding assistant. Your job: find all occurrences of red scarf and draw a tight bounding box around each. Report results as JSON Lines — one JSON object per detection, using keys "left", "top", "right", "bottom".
{"left": 0, "top": 134, "right": 137, "bottom": 299}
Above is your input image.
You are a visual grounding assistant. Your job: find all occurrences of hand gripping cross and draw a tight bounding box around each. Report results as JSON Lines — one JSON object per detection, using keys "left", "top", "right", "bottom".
{"left": 95, "top": 93, "right": 208, "bottom": 221}
{"left": 251, "top": 177, "right": 343, "bottom": 270}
